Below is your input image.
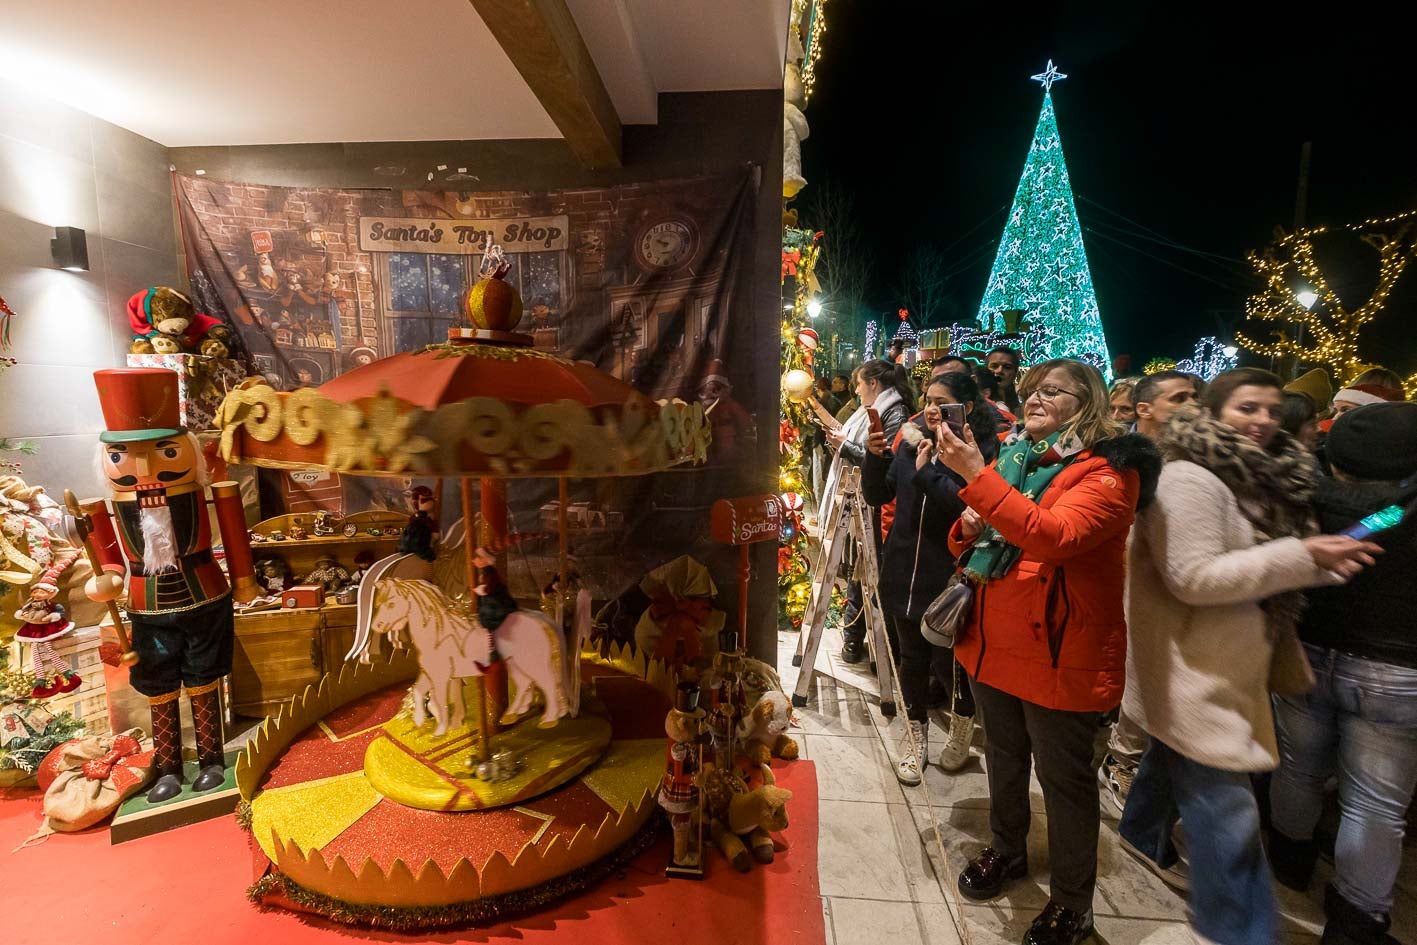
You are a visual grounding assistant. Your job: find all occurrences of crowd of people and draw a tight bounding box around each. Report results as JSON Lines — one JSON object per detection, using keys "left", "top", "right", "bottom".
{"left": 807, "top": 350, "right": 1415, "bottom": 945}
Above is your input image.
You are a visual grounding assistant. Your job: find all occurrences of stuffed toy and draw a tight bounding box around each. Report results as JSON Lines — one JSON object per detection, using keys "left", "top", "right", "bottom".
{"left": 783, "top": 63, "right": 809, "bottom": 199}
{"left": 736, "top": 691, "right": 800, "bottom": 766}
{"left": 126, "top": 287, "right": 221, "bottom": 354}
{"left": 700, "top": 761, "right": 792, "bottom": 872}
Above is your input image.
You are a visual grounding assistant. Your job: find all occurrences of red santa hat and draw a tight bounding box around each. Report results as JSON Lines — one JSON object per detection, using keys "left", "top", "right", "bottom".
{"left": 1333, "top": 383, "right": 1404, "bottom": 408}
{"left": 701, "top": 358, "right": 730, "bottom": 388}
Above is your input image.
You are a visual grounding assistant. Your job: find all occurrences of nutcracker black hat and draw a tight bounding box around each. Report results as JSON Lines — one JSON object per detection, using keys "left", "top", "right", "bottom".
{"left": 674, "top": 681, "right": 705, "bottom": 717}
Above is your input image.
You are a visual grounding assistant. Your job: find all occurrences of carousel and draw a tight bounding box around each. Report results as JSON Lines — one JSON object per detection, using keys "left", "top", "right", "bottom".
{"left": 214, "top": 256, "right": 713, "bottom": 927}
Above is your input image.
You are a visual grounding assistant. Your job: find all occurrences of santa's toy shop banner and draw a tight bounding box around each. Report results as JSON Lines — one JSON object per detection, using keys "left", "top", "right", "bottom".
{"left": 177, "top": 171, "right": 761, "bottom": 601}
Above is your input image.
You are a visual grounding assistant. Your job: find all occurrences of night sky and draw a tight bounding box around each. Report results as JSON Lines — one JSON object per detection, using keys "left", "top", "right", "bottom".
{"left": 801, "top": 2, "right": 1417, "bottom": 372}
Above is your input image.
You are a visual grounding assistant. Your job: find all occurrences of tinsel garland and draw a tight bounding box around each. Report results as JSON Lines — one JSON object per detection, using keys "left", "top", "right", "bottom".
{"left": 247, "top": 816, "right": 663, "bottom": 930}
{"left": 235, "top": 799, "right": 254, "bottom": 832}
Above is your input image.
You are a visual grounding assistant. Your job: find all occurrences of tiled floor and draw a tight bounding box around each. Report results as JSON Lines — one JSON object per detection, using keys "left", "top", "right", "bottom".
{"left": 778, "top": 626, "right": 1417, "bottom": 945}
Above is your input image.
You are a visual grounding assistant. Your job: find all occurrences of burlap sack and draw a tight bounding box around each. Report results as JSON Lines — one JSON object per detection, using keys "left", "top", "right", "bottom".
{"left": 19, "top": 728, "right": 153, "bottom": 846}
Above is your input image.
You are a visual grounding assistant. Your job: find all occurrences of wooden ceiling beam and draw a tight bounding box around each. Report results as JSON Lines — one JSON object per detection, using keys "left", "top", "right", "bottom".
{"left": 467, "top": 0, "right": 623, "bottom": 169}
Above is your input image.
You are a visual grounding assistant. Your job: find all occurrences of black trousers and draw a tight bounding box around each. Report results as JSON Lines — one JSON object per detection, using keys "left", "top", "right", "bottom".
{"left": 128, "top": 595, "right": 234, "bottom": 697}
{"left": 969, "top": 677, "right": 1101, "bottom": 913}
{"left": 885, "top": 615, "right": 975, "bottom": 722}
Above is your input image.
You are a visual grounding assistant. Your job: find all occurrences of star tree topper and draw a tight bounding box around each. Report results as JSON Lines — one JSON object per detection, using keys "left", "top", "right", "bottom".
{"left": 1030, "top": 59, "right": 1067, "bottom": 92}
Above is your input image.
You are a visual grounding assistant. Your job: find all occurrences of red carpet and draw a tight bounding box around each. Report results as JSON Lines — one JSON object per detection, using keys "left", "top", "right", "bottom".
{"left": 0, "top": 760, "right": 823, "bottom": 945}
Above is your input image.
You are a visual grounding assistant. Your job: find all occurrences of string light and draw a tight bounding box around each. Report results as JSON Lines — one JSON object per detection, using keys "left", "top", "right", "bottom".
{"left": 801, "top": 0, "right": 830, "bottom": 103}
{"left": 1144, "top": 357, "right": 1178, "bottom": 375}
{"left": 1236, "top": 211, "right": 1417, "bottom": 383}
{"left": 976, "top": 73, "right": 1112, "bottom": 375}
{"left": 1175, "top": 336, "right": 1239, "bottom": 381}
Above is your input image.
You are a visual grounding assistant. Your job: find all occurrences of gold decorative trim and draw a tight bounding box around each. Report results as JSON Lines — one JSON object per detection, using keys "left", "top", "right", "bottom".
{"left": 148, "top": 690, "right": 181, "bottom": 706}
{"left": 184, "top": 679, "right": 220, "bottom": 697}
{"left": 216, "top": 384, "right": 711, "bottom": 478}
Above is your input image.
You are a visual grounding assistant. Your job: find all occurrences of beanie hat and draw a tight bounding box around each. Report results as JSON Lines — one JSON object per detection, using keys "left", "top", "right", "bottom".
{"left": 1284, "top": 368, "right": 1332, "bottom": 410}
{"left": 1326, "top": 402, "right": 1417, "bottom": 481}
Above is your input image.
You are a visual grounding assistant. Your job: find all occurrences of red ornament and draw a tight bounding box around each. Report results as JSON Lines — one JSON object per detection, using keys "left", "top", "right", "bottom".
{"left": 898, "top": 308, "right": 910, "bottom": 321}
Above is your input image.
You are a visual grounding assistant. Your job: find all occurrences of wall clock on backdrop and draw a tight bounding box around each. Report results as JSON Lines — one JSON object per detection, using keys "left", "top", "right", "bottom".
{"left": 633, "top": 215, "right": 698, "bottom": 273}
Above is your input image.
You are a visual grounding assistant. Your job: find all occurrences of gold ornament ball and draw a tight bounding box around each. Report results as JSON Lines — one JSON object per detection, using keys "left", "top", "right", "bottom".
{"left": 464, "top": 276, "right": 524, "bottom": 332}
{"left": 783, "top": 368, "right": 814, "bottom": 403}
{"left": 784, "top": 581, "right": 811, "bottom": 619}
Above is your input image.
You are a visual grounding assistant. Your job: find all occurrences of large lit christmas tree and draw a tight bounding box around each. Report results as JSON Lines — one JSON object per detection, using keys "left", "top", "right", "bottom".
{"left": 971, "top": 61, "right": 1111, "bottom": 371}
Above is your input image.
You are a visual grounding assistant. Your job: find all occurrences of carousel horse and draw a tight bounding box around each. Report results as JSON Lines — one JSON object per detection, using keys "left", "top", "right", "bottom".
{"left": 357, "top": 578, "right": 568, "bottom": 734}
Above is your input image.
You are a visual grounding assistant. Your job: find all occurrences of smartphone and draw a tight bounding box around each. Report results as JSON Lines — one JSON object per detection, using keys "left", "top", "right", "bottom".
{"left": 1340, "top": 504, "right": 1406, "bottom": 540}
{"left": 866, "top": 407, "right": 883, "bottom": 437}
{"left": 942, "top": 404, "right": 967, "bottom": 438}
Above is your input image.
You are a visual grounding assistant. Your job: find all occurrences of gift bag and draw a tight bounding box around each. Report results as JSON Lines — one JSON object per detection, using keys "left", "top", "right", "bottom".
{"left": 19, "top": 728, "right": 153, "bottom": 847}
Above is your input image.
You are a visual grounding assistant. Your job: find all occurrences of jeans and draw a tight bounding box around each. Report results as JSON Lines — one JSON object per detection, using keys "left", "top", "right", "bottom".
{"left": 1269, "top": 644, "right": 1417, "bottom": 916}
{"left": 970, "top": 678, "right": 1100, "bottom": 912}
{"left": 1119, "top": 739, "right": 1274, "bottom": 945}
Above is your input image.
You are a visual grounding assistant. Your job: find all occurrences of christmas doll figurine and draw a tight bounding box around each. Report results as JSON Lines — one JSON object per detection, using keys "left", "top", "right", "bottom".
{"left": 397, "top": 485, "right": 439, "bottom": 562}
{"left": 82, "top": 368, "right": 256, "bottom": 803}
{"left": 14, "top": 595, "right": 80, "bottom": 698}
{"left": 471, "top": 546, "right": 517, "bottom": 631}
{"left": 659, "top": 681, "right": 706, "bottom": 874}
{"left": 704, "top": 633, "right": 749, "bottom": 769}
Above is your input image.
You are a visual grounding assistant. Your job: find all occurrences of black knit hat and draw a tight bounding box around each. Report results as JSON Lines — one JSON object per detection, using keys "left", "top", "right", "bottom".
{"left": 1326, "top": 402, "right": 1417, "bottom": 481}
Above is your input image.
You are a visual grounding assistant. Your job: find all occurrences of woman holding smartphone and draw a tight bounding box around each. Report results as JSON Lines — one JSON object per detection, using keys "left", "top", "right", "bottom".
{"left": 862, "top": 372, "right": 997, "bottom": 784}
{"left": 820, "top": 359, "right": 915, "bottom": 663}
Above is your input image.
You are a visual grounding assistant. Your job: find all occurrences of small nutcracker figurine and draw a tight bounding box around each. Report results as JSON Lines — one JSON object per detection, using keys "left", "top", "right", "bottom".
{"left": 704, "top": 630, "right": 748, "bottom": 769}
{"left": 397, "top": 485, "right": 440, "bottom": 562}
{"left": 82, "top": 368, "right": 258, "bottom": 804}
{"left": 660, "top": 680, "right": 706, "bottom": 877}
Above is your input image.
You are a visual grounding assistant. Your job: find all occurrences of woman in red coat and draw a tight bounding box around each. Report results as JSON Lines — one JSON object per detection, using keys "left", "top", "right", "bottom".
{"left": 935, "top": 358, "right": 1160, "bottom": 945}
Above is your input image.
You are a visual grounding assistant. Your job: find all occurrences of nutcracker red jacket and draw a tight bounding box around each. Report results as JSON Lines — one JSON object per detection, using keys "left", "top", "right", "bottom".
{"left": 947, "top": 434, "right": 1160, "bottom": 713}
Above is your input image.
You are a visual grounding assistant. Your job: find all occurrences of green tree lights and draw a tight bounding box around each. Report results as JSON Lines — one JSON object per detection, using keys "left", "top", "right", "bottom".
{"left": 974, "top": 66, "right": 1111, "bottom": 372}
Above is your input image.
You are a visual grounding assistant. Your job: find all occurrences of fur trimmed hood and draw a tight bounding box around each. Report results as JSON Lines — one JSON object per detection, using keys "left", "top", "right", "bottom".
{"left": 1091, "top": 433, "right": 1163, "bottom": 510}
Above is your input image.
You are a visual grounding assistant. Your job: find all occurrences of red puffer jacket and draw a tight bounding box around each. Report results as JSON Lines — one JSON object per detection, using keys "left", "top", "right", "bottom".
{"left": 947, "top": 434, "right": 1160, "bottom": 713}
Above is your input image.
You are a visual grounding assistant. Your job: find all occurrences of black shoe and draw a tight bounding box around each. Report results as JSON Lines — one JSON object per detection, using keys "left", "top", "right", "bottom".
{"left": 927, "top": 678, "right": 950, "bottom": 709}
{"left": 1268, "top": 828, "right": 1318, "bottom": 892}
{"left": 840, "top": 636, "right": 865, "bottom": 664}
{"left": 147, "top": 772, "right": 183, "bottom": 803}
{"left": 1322, "top": 884, "right": 1397, "bottom": 945}
{"left": 1023, "top": 902, "right": 1094, "bottom": 945}
{"left": 192, "top": 763, "right": 226, "bottom": 793}
{"left": 957, "top": 846, "right": 1028, "bottom": 901}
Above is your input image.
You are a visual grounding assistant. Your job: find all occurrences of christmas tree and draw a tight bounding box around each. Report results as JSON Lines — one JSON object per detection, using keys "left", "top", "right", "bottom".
{"left": 973, "top": 62, "right": 1111, "bottom": 372}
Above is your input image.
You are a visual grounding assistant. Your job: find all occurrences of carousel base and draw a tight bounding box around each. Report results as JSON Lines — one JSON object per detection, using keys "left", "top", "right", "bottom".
{"left": 363, "top": 688, "right": 614, "bottom": 812}
{"left": 244, "top": 660, "right": 672, "bottom": 924}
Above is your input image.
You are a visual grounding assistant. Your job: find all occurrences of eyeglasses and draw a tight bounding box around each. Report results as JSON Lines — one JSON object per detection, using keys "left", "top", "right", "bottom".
{"left": 1027, "top": 384, "right": 1084, "bottom": 403}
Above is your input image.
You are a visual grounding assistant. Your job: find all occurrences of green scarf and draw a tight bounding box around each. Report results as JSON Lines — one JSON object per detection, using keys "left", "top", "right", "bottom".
{"left": 964, "top": 428, "right": 1083, "bottom": 582}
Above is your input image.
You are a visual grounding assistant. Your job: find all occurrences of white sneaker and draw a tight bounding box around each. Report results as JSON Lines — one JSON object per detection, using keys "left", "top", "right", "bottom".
{"left": 895, "top": 720, "right": 927, "bottom": 786}
{"left": 937, "top": 712, "right": 974, "bottom": 772}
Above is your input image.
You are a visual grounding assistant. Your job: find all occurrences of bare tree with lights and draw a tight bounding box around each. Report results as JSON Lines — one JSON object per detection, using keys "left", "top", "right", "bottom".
{"left": 804, "top": 176, "right": 874, "bottom": 359}
{"left": 1237, "top": 211, "right": 1417, "bottom": 384}
{"left": 895, "top": 244, "right": 953, "bottom": 326}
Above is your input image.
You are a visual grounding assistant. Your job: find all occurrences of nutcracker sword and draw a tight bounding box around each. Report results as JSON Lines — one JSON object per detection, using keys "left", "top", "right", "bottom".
{"left": 62, "top": 489, "right": 138, "bottom": 666}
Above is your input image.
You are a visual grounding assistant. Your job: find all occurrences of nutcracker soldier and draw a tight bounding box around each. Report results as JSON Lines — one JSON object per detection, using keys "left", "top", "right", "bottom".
{"left": 81, "top": 368, "right": 258, "bottom": 803}
{"left": 397, "top": 485, "right": 439, "bottom": 562}
{"left": 659, "top": 680, "right": 706, "bottom": 876}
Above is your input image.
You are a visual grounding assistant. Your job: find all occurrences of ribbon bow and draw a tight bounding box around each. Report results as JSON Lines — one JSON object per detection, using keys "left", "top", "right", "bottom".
{"left": 81, "top": 734, "right": 142, "bottom": 781}
{"left": 647, "top": 595, "right": 713, "bottom": 663}
{"left": 781, "top": 250, "right": 801, "bottom": 279}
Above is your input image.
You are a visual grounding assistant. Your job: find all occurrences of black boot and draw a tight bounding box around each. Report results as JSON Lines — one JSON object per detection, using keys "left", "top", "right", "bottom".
{"left": 1322, "top": 884, "right": 1397, "bottom": 945}
{"left": 188, "top": 681, "right": 226, "bottom": 793}
{"left": 146, "top": 692, "right": 184, "bottom": 803}
{"left": 1268, "top": 828, "right": 1319, "bottom": 892}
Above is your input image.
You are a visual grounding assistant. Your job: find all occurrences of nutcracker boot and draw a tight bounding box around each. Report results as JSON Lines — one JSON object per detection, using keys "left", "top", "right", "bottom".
{"left": 187, "top": 680, "right": 226, "bottom": 792}
{"left": 147, "top": 690, "right": 185, "bottom": 803}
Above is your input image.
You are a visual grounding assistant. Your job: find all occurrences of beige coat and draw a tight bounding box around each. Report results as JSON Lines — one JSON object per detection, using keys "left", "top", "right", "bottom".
{"left": 1123, "top": 460, "right": 1334, "bottom": 772}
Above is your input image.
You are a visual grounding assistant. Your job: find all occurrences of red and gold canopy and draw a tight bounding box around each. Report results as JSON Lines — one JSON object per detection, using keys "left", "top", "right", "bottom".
{"left": 215, "top": 341, "right": 711, "bottom": 478}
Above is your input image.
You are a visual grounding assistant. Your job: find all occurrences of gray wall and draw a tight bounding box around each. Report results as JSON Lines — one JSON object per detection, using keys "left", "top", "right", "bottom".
{"left": 0, "top": 80, "right": 183, "bottom": 499}
{"left": 171, "top": 90, "right": 786, "bottom": 662}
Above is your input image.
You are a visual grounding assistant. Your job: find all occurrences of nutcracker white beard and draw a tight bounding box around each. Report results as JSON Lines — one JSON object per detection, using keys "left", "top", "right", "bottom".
{"left": 139, "top": 506, "right": 179, "bottom": 573}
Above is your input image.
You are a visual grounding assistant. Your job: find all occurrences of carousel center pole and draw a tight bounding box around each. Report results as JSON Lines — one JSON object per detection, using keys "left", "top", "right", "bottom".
{"left": 558, "top": 479, "right": 569, "bottom": 628}
{"left": 462, "top": 477, "right": 492, "bottom": 764}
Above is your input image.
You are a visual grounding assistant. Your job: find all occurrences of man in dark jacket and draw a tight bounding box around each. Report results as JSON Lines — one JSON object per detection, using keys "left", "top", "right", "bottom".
{"left": 1267, "top": 402, "right": 1417, "bottom": 945}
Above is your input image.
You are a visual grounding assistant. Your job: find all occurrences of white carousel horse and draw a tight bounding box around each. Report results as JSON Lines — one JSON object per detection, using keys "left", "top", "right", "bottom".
{"left": 355, "top": 577, "right": 567, "bottom": 735}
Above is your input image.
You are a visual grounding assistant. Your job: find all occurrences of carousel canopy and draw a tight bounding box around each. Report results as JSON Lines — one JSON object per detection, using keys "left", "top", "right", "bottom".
{"left": 216, "top": 341, "right": 710, "bottom": 479}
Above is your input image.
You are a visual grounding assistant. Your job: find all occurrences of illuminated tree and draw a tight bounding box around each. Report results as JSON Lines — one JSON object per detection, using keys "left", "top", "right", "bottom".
{"left": 975, "top": 62, "right": 1111, "bottom": 371}
{"left": 1236, "top": 211, "right": 1417, "bottom": 384}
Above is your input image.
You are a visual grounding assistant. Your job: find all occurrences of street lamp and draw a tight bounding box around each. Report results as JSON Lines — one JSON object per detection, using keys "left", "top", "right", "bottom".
{"left": 1296, "top": 289, "right": 1318, "bottom": 310}
{"left": 1222, "top": 345, "right": 1239, "bottom": 358}
{"left": 806, "top": 298, "right": 822, "bottom": 319}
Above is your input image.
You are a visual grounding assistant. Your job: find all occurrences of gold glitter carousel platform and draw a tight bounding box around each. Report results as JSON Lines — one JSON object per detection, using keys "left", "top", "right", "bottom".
{"left": 237, "top": 646, "right": 674, "bottom": 927}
